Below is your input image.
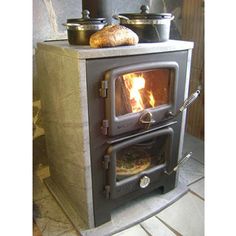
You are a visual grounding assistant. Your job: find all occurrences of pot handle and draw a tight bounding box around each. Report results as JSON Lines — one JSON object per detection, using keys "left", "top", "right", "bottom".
{"left": 112, "top": 14, "right": 130, "bottom": 21}
{"left": 62, "top": 23, "right": 81, "bottom": 27}
{"left": 82, "top": 10, "right": 90, "bottom": 19}
{"left": 140, "top": 5, "right": 149, "bottom": 14}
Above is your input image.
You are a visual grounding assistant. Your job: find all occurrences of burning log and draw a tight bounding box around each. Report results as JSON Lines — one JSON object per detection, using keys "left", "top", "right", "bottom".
{"left": 115, "top": 76, "right": 132, "bottom": 116}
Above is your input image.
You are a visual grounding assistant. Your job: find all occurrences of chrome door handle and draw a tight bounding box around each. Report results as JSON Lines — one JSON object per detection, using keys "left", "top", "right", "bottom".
{"left": 164, "top": 152, "right": 192, "bottom": 175}
{"left": 168, "top": 88, "right": 201, "bottom": 117}
{"left": 139, "top": 110, "right": 156, "bottom": 129}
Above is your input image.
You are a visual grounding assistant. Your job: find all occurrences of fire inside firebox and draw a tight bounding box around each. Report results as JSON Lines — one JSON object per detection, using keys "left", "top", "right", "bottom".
{"left": 115, "top": 68, "right": 173, "bottom": 116}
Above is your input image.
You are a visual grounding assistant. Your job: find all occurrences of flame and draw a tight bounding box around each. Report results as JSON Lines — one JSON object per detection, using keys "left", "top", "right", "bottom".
{"left": 122, "top": 73, "right": 156, "bottom": 113}
{"left": 123, "top": 73, "right": 145, "bottom": 112}
{"left": 148, "top": 91, "right": 156, "bottom": 108}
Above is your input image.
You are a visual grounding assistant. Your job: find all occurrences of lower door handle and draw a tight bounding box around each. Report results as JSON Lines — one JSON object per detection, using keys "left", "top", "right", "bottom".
{"left": 164, "top": 152, "right": 192, "bottom": 175}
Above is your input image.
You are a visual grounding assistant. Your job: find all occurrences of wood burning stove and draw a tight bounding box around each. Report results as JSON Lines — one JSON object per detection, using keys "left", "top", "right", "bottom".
{"left": 36, "top": 40, "right": 196, "bottom": 229}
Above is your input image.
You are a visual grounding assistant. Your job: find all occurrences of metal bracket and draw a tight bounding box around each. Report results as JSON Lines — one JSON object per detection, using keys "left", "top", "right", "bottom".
{"left": 99, "top": 80, "right": 108, "bottom": 98}
{"left": 104, "top": 185, "right": 110, "bottom": 199}
{"left": 165, "top": 152, "right": 192, "bottom": 175}
{"left": 101, "top": 119, "right": 109, "bottom": 135}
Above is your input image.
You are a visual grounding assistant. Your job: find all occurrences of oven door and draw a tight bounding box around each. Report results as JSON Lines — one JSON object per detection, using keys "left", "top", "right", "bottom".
{"left": 104, "top": 127, "right": 173, "bottom": 199}
{"left": 101, "top": 61, "right": 179, "bottom": 136}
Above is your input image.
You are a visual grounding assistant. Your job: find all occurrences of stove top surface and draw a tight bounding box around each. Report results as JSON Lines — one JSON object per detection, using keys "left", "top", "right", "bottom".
{"left": 37, "top": 40, "right": 194, "bottom": 59}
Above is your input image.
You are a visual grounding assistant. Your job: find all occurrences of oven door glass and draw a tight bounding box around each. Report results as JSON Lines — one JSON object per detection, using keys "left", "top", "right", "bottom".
{"left": 116, "top": 135, "right": 166, "bottom": 182}
{"left": 104, "top": 61, "right": 179, "bottom": 136}
{"left": 106, "top": 127, "right": 173, "bottom": 199}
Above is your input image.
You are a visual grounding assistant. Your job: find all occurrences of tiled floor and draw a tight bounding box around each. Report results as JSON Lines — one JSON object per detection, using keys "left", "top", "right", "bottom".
{"left": 33, "top": 133, "right": 204, "bottom": 236}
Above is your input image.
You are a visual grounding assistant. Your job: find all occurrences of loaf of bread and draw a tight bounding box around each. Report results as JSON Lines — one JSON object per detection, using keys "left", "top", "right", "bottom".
{"left": 90, "top": 25, "right": 139, "bottom": 48}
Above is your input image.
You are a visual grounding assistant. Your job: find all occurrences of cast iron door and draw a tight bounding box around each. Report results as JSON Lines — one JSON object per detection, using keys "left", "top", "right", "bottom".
{"left": 101, "top": 61, "right": 179, "bottom": 136}
{"left": 104, "top": 127, "right": 174, "bottom": 199}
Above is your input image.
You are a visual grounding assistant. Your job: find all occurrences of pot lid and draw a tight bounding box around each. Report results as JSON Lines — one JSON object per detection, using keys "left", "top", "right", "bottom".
{"left": 119, "top": 5, "right": 172, "bottom": 20}
{"left": 67, "top": 10, "right": 106, "bottom": 24}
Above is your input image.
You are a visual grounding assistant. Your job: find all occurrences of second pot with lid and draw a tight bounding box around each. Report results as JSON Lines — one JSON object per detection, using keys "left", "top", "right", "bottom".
{"left": 63, "top": 10, "right": 107, "bottom": 45}
{"left": 113, "top": 5, "right": 174, "bottom": 43}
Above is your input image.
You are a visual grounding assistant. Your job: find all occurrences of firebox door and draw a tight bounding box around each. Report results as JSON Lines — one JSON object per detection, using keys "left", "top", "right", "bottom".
{"left": 103, "top": 127, "right": 173, "bottom": 199}
{"left": 100, "top": 61, "right": 179, "bottom": 136}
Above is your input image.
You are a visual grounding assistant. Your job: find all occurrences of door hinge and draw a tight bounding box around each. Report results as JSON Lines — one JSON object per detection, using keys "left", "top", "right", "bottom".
{"left": 101, "top": 119, "right": 109, "bottom": 135}
{"left": 103, "top": 154, "right": 110, "bottom": 170}
{"left": 99, "top": 80, "right": 108, "bottom": 98}
{"left": 104, "top": 185, "right": 110, "bottom": 199}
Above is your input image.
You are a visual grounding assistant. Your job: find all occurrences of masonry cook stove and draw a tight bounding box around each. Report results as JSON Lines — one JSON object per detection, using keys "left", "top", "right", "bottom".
{"left": 36, "top": 40, "right": 195, "bottom": 229}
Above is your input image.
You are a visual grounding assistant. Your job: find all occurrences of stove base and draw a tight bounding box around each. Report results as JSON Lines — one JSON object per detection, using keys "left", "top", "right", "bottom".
{"left": 44, "top": 177, "right": 188, "bottom": 236}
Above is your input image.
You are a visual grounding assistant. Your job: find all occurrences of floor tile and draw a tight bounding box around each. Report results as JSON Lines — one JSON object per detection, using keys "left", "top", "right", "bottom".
{"left": 189, "top": 178, "right": 204, "bottom": 199}
{"left": 191, "top": 146, "right": 204, "bottom": 165}
{"left": 183, "top": 133, "right": 204, "bottom": 164}
{"left": 178, "top": 157, "right": 204, "bottom": 186}
{"left": 33, "top": 173, "right": 50, "bottom": 201}
{"left": 34, "top": 195, "right": 75, "bottom": 236}
{"left": 183, "top": 133, "right": 203, "bottom": 152}
{"left": 33, "top": 222, "right": 43, "bottom": 236}
{"left": 113, "top": 225, "right": 149, "bottom": 236}
{"left": 36, "top": 218, "right": 76, "bottom": 236}
{"left": 59, "top": 229, "right": 78, "bottom": 236}
{"left": 157, "top": 192, "right": 204, "bottom": 236}
{"left": 140, "top": 216, "right": 177, "bottom": 236}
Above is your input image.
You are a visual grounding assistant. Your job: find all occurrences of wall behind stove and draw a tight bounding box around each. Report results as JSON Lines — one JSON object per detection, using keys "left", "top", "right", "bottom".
{"left": 182, "top": 0, "right": 204, "bottom": 140}
{"left": 33, "top": 0, "right": 184, "bottom": 163}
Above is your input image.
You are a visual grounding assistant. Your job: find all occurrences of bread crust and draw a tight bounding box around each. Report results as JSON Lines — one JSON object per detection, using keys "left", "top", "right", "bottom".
{"left": 90, "top": 25, "right": 139, "bottom": 48}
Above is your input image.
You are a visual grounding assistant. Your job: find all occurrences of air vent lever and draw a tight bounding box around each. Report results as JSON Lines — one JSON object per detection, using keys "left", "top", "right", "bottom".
{"left": 164, "top": 152, "right": 192, "bottom": 175}
{"left": 168, "top": 88, "right": 201, "bottom": 117}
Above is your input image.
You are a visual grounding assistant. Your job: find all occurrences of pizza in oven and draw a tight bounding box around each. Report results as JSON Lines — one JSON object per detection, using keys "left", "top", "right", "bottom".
{"left": 116, "top": 148, "right": 151, "bottom": 176}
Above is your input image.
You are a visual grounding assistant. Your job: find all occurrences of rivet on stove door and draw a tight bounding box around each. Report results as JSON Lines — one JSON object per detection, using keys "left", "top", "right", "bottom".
{"left": 139, "top": 176, "right": 150, "bottom": 188}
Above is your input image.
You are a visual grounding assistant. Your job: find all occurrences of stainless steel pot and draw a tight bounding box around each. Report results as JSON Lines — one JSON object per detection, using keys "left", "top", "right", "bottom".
{"left": 63, "top": 10, "right": 107, "bottom": 45}
{"left": 113, "top": 5, "right": 174, "bottom": 43}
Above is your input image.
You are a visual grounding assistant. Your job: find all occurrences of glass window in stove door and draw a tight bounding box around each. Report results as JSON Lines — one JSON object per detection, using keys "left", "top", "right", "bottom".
{"left": 116, "top": 135, "right": 168, "bottom": 182}
{"left": 115, "top": 68, "right": 174, "bottom": 117}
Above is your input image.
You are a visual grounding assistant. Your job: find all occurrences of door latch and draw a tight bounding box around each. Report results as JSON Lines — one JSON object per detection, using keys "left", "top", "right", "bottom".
{"left": 139, "top": 110, "right": 156, "bottom": 129}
